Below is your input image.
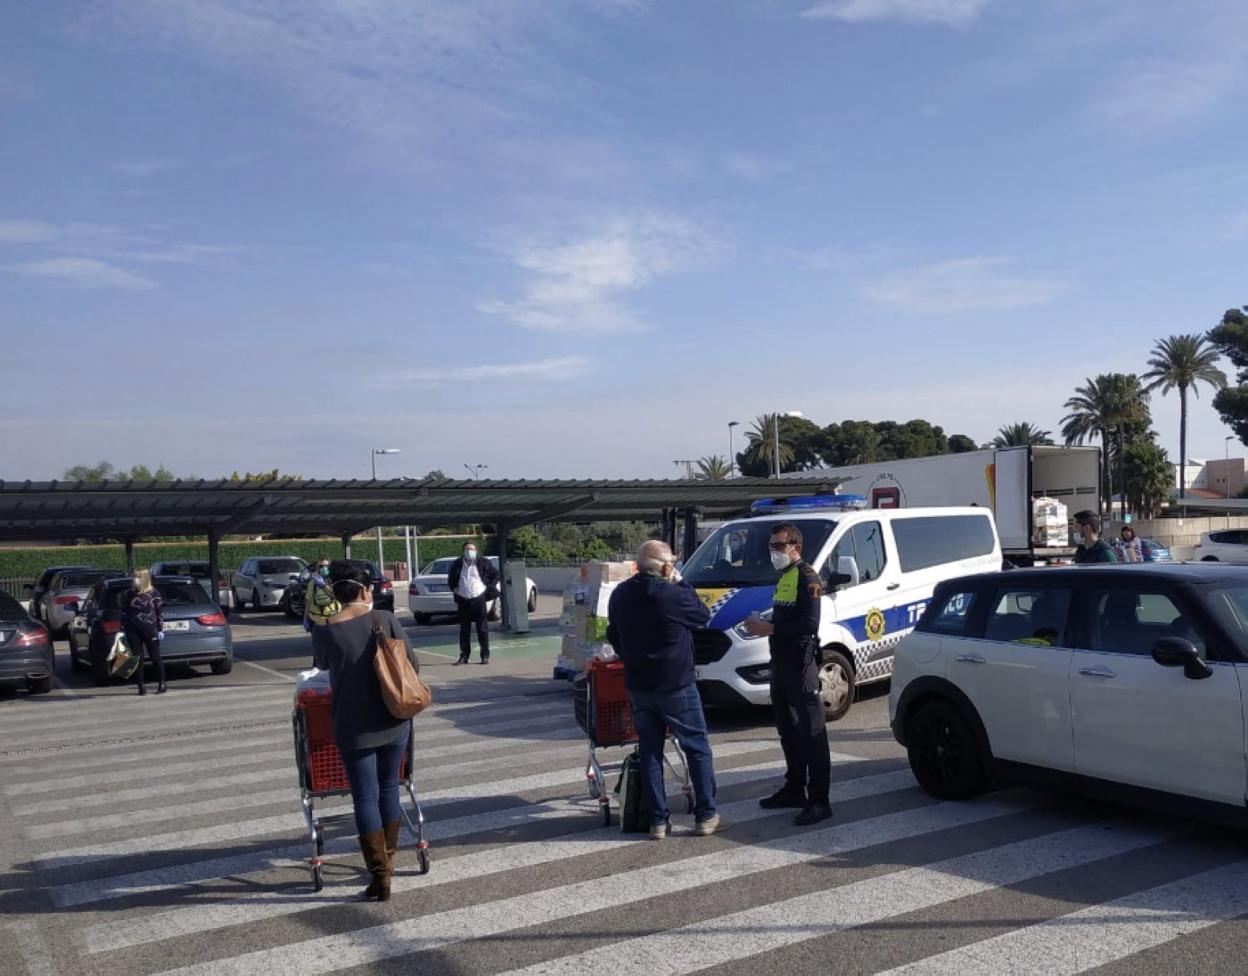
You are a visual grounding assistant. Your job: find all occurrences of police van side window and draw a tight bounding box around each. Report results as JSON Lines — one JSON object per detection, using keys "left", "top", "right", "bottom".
{"left": 828, "top": 521, "right": 886, "bottom": 586}
{"left": 892, "top": 515, "right": 996, "bottom": 573}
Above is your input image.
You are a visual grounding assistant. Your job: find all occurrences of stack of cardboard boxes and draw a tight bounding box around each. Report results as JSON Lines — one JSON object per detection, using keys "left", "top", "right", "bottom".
{"left": 1032, "top": 496, "right": 1070, "bottom": 548}
{"left": 554, "top": 559, "right": 636, "bottom": 677}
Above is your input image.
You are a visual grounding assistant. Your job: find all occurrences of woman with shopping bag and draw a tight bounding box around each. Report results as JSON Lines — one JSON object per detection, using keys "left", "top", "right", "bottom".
{"left": 125, "top": 569, "right": 165, "bottom": 695}
{"left": 311, "top": 560, "right": 425, "bottom": 901}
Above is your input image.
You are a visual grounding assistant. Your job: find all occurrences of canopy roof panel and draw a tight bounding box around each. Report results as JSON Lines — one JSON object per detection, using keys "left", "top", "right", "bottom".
{"left": 0, "top": 477, "right": 844, "bottom": 541}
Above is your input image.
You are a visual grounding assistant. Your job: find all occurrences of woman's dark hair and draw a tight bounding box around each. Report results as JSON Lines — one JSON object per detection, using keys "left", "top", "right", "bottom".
{"left": 329, "top": 560, "right": 372, "bottom": 602}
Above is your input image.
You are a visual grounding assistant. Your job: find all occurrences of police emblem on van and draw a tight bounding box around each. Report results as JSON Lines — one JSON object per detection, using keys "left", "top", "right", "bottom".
{"left": 865, "top": 608, "right": 887, "bottom": 641}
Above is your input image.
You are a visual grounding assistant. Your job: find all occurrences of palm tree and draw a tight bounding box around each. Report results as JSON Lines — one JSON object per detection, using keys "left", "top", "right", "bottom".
{"left": 1142, "top": 334, "right": 1228, "bottom": 499}
{"left": 744, "top": 414, "right": 794, "bottom": 474}
{"left": 991, "top": 422, "right": 1055, "bottom": 448}
{"left": 693, "top": 455, "right": 732, "bottom": 481}
{"left": 1062, "top": 374, "right": 1150, "bottom": 516}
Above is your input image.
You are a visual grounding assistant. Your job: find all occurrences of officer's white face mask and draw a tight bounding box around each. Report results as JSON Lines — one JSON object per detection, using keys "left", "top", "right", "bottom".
{"left": 770, "top": 549, "right": 791, "bottom": 571}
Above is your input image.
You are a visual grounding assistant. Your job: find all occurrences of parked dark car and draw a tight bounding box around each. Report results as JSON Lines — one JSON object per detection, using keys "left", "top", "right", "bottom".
{"left": 0, "top": 589, "right": 54, "bottom": 695}
{"left": 150, "top": 561, "right": 230, "bottom": 606}
{"left": 68, "top": 576, "right": 233, "bottom": 685}
{"left": 24, "top": 564, "right": 93, "bottom": 624}
{"left": 282, "top": 558, "right": 394, "bottom": 619}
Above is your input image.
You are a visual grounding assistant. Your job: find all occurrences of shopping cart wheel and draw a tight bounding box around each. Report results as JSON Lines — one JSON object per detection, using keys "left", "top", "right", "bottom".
{"left": 601, "top": 803, "right": 611, "bottom": 827}
{"left": 314, "top": 823, "right": 325, "bottom": 856}
{"left": 312, "top": 864, "right": 324, "bottom": 892}
{"left": 417, "top": 847, "right": 431, "bottom": 875}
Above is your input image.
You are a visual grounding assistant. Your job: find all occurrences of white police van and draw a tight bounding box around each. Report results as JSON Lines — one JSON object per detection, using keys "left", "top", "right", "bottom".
{"left": 685, "top": 496, "right": 1002, "bottom": 720}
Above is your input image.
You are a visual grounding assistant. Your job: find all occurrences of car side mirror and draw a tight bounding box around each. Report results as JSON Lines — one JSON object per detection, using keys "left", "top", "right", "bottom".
{"left": 825, "top": 556, "right": 860, "bottom": 591}
{"left": 1152, "top": 638, "right": 1212, "bottom": 680}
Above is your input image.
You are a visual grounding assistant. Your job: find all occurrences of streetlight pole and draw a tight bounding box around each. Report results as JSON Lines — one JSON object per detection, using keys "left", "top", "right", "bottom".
{"left": 1227, "top": 435, "right": 1235, "bottom": 529}
{"left": 772, "top": 410, "right": 802, "bottom": 479}
{"left": 464, "top": 463, "right": 487, "bottom": 480}
{"left": 728, "top": 421, "right": 739, "bottom": 478}
{"left": 371, "top": 448, "right": 401, "bottom": 571}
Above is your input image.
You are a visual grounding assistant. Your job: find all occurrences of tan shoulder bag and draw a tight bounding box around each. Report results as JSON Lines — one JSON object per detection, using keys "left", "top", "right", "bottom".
{"left": 372, "top": 612, "right": 432, "bottom": 718}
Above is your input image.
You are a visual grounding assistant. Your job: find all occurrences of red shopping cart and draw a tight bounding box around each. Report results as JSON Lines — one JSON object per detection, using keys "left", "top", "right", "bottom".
{"left": 574, "top": 659, "right": 691, "bottom": 826}
{"left": 292, "top": 686, "right": 429, "bottom": 892}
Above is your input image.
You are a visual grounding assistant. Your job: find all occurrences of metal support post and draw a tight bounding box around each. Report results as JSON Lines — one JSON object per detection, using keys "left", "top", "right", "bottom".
{"left": 342, "top": 534, "right": 353, "bottom": 559}
{"left": 207, "top": 530, "right": 221, "bottom": 610}
{"left": 124, "top": 538, "right": 135, "bottom": 573}
{"left": 497, "top": 521, "right": 511, "bottom": 633}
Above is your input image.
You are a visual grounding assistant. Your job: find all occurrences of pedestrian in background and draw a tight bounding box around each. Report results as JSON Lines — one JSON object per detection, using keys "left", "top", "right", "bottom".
{"left": 126, "top": 569, "right": 165, "bottom": 696}
{"left": 607, "top": 540, "right": 720, "bottom": 839}
{"left": 311, "top": 560, "right": 417, "bottom": 901}
{"left": 743, "top": 522, "right": 833, "bottom": 826}
{"left": 448, "top": 542, "right": 499, "bottom": 665}
{"left": 1072, "top": 511, "right": 1118, "bottom": 564}
{"left": 1115, "top": 525, "right": 1144, "bottom": 564}
{"left": 303, "top": 555, "right": 340, "bottom": 629}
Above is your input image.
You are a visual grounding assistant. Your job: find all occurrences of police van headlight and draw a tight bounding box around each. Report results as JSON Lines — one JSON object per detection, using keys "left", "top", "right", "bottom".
{"left": 732, "top": 608, "right": 773, "bottom": 641}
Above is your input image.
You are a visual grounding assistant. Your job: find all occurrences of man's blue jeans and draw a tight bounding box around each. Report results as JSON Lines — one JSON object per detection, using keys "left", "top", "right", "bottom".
{"left": 628, "top": 684, "right": 717, "bottom": 826}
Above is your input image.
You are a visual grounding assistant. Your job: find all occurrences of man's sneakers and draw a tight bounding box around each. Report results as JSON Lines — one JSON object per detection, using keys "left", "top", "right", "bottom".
{"left": 758, "top": 788, "right": 807, "bottom": 810}
{"left": 694, "top": 813, "right": 722, "bottom": 836}
{"left": 794, "top": 803, "right": 834, "bottom": 827}
{"left": 649, "top": 820, "right": 671, "bottom": 840}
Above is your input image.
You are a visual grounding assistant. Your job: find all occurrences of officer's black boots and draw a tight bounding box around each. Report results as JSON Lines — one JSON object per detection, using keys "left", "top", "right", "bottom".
{"left": 794, "top": 802, "right": 834, "bottom": 826}
{"left": 758, "top": 787, "right": 807, "bottom": 810}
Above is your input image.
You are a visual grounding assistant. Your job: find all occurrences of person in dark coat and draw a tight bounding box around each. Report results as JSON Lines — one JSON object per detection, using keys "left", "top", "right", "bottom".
{"left": 607, "top": 540, "right": 720, "bottom": 839}
{"left": 125, "top": 569, "right": 165, "bottom": 696}
{"left": 447, "top": 542, "right": 499, "bottom": 665}
{"left": 1072, "top": 511, "right": 1118, "bottom": 564}
{"left": 311, "top": 560, "right": 419, "bottom": 901}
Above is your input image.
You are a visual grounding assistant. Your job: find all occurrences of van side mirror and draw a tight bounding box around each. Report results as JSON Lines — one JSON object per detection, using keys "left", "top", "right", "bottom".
{"left": 825, "top": 556, "right": 860, "bottom": 590}
{"left": 1152, "top": 638, "right": 1212, "bottom": 680}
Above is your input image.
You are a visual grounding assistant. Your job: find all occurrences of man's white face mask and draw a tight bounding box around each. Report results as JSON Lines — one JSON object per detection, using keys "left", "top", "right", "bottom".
{"left": 770, "top": 549, "right": 791, "bottom": 571}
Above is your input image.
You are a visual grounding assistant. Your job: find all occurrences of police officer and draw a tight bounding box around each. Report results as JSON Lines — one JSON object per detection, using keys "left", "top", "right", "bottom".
{"left": 744, "top": 521, "right": 833, "bottom": 826}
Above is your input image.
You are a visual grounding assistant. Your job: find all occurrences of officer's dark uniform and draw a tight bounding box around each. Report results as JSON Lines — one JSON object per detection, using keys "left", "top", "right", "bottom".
{"left": 768, "top": 558, "right": 831, "bottom": 809}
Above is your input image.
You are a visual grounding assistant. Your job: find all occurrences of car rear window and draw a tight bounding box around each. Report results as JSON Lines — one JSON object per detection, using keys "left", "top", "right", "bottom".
{"left": 159, "top": 563, "right": 210, "bottom": 577}
{"left": 62, "top": 572, "right": 110, "bottom": 588}
{"left": 891, "top": 514, "right": 996, "bottom": 573}
{"left": 424, "top": 558, "right": 456, "bottom": 575}
{"left": 257, "top": 559, "right": 304, "bottom": 574}
{"left": 156, "top": 581, "right": 210, "bottom": 605}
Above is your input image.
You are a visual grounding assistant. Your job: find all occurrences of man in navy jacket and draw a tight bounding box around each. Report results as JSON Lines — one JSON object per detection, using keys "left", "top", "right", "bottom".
{"left": 607, "top": 540, "right": 721, "bottom": 839}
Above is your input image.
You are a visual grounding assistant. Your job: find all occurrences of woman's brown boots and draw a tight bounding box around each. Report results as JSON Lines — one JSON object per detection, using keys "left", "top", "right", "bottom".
{"left": 358, "top": 820, "right": 403, "bottom": 901}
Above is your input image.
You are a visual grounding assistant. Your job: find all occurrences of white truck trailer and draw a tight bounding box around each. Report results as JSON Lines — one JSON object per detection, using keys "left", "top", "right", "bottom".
{"left": 786, "top": 446, "right": 1101, "bottom": 565}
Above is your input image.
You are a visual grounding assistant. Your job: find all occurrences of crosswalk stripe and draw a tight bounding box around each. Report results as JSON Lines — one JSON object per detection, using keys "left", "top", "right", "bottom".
{"left": 87, "top": 766, "right": 918, "bottom": 954}
{"left": 0, "top": 684, "right": 291, "bottom": 729}
{"left": 53, "top": 756, "right": 825, "bottom": 910}
{"left": 878, "top": 857, "right": 1248, "bottom": 976}
{"left": 150, "top": 793, "right": 1035, "bottom": 976}
{"left": 32, "top": 739, "right": 778, "bottom": 869}
{"left": 495, "top": 821, "right": 1173, "bottom": 976}
{"left": 4, "top": 747, "right": 292, "bottom": 796}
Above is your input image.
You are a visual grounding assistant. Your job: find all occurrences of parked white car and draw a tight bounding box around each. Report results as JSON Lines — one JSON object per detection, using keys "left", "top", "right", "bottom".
{"left": 407, "top": 556, "right": 537, "bottom": 625}
{"left": 890, "top": 563, "right": 1248, "bottom": 816}
{"left": 1193, "top": 530, "right": 1248, "bottom": 563}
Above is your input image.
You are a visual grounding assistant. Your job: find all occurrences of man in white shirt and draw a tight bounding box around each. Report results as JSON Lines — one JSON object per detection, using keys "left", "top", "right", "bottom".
{"left": 447, "top": 543, "right": 500, "bottom": 665}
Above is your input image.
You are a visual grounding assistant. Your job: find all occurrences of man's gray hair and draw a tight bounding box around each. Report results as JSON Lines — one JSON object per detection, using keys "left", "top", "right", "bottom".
{"left": 637, "top": 540, "right": 674, "bottom": 576}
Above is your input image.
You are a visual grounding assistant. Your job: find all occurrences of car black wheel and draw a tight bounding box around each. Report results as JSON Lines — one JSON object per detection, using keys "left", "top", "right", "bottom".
{"left": 527, "top": 588, "right": 538, "bottom": 613}
{"left": 27, "top": 675, "right": 53, "bottom": 695}
{"left": 211, "top": 656, "right": 233, "bottom": 675}
{"left": 231, "top": 589, "right": 245, "bottom": 612}
{"left": 414, "top": 613, "right": 432, "bottom": 625}
{"left": 817, "top": 649, "right": 855, "bottom": 722}
{"left": 1201, "top": 556, "right": 1220, "bottom": 562}
{"left": 283, "top": 597, "right": 300, "bottom": 620}
{"left": 906, "top": 699, "right": 986, "bottom": 801}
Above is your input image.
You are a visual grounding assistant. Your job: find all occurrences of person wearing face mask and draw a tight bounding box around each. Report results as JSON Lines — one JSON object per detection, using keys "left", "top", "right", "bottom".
{"left": 311, "top": 561, "right": 419, "bottom": 901}
{"left": 447, "top": 542, "right": 499, "bottom": 665}
{"left": 303, "top": 556, "right": 341, "bottom": 630}
{"left": 742, "top": 522, "right": 832, "bottom": 826}
{"left": 1071, "top": 511, "right": 1118, "bottom": 564}
{"left": 125, "top": 569, "right": 165, "bottom": 696}
{"left": 606, "top": 540, "right": 719, "bottom": 839}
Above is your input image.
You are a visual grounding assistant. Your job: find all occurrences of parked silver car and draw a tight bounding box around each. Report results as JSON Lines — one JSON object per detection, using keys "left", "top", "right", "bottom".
{"left": 407, "top": 555, "right": 537, "bottom": 625}
{"left": 231, "top": 556, "right": 308, "bottom": 611}
{"left": 43, "top": 569, "right": 126, "bottom": 637}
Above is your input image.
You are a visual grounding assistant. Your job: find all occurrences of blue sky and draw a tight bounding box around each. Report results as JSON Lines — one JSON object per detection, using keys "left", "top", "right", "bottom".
{"left": 3, "top": 0, "right": 1246, "bottom": 481}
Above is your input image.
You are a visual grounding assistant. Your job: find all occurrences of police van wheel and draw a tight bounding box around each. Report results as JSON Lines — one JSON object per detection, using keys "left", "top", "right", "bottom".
{"left": 818, "top": 651, "right": 855, "bottom": 722}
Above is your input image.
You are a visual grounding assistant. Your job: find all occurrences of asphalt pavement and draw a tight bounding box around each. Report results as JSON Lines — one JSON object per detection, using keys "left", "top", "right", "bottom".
{"left": 2, "top": 599, "right": 1248, "bottom": 975}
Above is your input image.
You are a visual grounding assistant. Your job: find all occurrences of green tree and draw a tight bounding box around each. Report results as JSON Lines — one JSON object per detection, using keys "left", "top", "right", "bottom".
{"left": 1207, "top": 307, "right": 1248, "bottom": 445}
{"left": 739, "top": 414, "right": 795, "bottom": 476}
{"left": 947, "top": 434, "right": 979, "bottom": 453}
{"left": 1062, "top": 374, "right": 1150, "bottom": 515}
{"left": 228, "top": 469, "right": 302, "bottom": 482}
{"left": 991, "top": 422, "right": 1055, "bottom": 448}
{"left": 694, "top": 455, "right": 732, "bottom": 481}
{"left": 63, "top": 461, "right": 116, "bottom": 482}
{"left": 1142, "top": 334, "right": 1227, "bottom": 499}
{"left": 820, "top": 420, "right": 884, "bottom": 466}
{"left": 1123, "top": 439, "right": 1173, "bottom": 517}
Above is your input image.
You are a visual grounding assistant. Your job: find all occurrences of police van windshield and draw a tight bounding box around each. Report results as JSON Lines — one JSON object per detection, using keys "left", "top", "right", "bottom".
{"left": 681, "top": 519, "right": 837, "bottom": 589}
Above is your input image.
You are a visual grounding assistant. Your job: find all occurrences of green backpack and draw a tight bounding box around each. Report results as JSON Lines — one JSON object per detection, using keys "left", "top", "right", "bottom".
{"left": 615, "top": 748, "right": 650, "bottom": 833}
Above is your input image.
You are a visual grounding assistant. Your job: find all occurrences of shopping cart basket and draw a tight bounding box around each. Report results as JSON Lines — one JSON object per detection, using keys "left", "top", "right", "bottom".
{"left": 575, "top": 659, "right": 691, "bottom": 826}
{"left": 292, "top": 687, "right": 429, "bottom": 891}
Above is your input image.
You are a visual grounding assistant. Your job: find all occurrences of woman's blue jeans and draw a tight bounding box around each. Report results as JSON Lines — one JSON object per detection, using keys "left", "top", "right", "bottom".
{"left": 341, "top": 724, "right": 409, "bottom": 835}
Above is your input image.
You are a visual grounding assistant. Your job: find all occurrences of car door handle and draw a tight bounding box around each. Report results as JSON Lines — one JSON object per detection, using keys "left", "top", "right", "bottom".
{"left": 1078, "top": 667, "right": 1117, "bottom": 679}
{"left": 887, "top": 583, "right": 900, "bottom": 591}
{"left": 955, "top": 653, "right": 986, "bottom": 665}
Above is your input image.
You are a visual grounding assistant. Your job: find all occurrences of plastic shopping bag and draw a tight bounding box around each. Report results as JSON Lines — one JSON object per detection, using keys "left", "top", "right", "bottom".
{"left": 107, "top": 632, "right": 141, "bottom": 680}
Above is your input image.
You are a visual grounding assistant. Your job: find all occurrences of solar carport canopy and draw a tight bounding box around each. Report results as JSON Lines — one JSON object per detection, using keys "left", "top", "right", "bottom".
{"left": 0, "top": 477, "right": 843, "bottom": 541}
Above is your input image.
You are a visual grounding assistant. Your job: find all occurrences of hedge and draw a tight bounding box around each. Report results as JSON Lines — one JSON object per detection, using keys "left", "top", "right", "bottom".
{"left": 0, "top": 536, "right": 492, "bottom": 582}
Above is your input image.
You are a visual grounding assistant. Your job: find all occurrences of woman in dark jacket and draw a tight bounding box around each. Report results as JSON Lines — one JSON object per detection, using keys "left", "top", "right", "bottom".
{"left": 311, "top": 560, "right": 418, "bottom": 901}
{"left": 126, "top": 569, "right": 165, "bottom": 696}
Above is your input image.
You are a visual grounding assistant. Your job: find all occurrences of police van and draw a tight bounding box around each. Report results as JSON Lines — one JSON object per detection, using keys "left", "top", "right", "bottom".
{"left": 684, "top": 496, "right": 1002, "bottom": 720}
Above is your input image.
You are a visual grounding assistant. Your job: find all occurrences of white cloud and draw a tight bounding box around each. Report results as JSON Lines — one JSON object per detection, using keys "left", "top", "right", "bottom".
{"left": 384, "top": 356, "right": 591, "bottom": 386}
{"left": 3, "top": 257, "right": 155, "bottom": 290}
{"left": 1092, "top": 60, "right": 1243, "bottom": 133}
{"left": 802, "top": 0, "right": 992, "bottom": 27}
{"left": 479, "top": 214, "right": 722, "bottom": 333}
{"left": 0, "top": 219, "right": 61, "bottom": 244}
{"left": 862, "top": 257, "right": 1062, "bottom": 313}
{"left": 111, "top": 157, "right": 180, "bottom": 177}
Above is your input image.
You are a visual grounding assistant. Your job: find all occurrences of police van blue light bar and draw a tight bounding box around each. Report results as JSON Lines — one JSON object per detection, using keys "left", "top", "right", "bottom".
{"left": 749, "top": 494, "right": 868, "bottom": 515}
